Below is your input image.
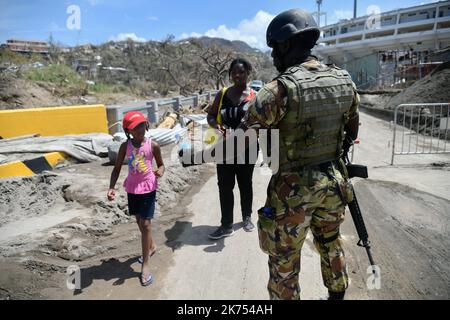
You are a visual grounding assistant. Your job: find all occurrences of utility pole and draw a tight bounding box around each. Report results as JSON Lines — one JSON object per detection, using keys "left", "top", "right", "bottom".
{"left": 354, "top": 0, "right": 357, "bottom": 19}
{"left": 317, "top": 0, "right": 322, "bottom": 27}
{"left": 314, "top": 0, "right": 327, "bottom": 27}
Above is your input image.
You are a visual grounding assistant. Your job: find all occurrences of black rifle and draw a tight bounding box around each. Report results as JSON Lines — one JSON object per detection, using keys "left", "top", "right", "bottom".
{"left": 343, "top": 149, "right": 376, "bottom": 272}
{"left": 178, "top": 148, "right": 213, "bottom": 167}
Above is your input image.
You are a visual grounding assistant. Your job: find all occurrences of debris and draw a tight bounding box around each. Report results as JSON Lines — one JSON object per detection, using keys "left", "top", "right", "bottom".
{"left": 0, "top": 133, "right": 113, "bottom": 163}
{"left": 157, "top": 112, "right": 178, "bottom": 129}
{"left": 385, "top": 65, "right": 450, "bottom": 110}
{"left": 112, "top": 125, "right": 188, "bottom": 147}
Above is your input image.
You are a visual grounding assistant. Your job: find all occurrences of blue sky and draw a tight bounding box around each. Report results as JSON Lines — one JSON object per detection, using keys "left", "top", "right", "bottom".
{"left": 0, "top": 0, "right": 441, "bottom": 50}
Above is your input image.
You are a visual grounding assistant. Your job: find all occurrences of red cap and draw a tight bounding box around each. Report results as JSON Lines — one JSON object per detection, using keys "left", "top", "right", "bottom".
{"left": 123, "top": 111, "right": 147, "bottom": 130}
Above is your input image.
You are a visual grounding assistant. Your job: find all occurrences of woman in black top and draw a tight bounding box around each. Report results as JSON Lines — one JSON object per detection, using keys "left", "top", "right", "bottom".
{"left": 207, "top": 58, "right": 257, "bottom": 239}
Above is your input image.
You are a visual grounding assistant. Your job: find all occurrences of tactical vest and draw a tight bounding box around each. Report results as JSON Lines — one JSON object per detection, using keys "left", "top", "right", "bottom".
{"left": 276, "top": 62, "right": 355, "bottom": 171}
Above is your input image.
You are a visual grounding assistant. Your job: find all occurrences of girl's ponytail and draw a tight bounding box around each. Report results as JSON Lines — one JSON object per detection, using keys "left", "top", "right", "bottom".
{"left": 124, "top": 129, "right": 131, "bottom": 140}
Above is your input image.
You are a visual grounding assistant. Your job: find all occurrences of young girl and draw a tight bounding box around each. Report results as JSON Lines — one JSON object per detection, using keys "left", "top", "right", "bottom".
{"left": 107, "top": 111, "right": 165, "bottom": 286}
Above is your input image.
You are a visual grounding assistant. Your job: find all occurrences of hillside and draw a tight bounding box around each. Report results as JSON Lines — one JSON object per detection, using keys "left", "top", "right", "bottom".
{"left": 187, "top": 36, "right": 262, "bottom": 54}
{"left": 0, "top": 37, "right": 277, "bottom": 109}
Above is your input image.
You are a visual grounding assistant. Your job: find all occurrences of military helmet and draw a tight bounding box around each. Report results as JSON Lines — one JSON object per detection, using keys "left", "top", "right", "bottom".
{"left": 266, "top": 8, "right": 320, "bottom": 48}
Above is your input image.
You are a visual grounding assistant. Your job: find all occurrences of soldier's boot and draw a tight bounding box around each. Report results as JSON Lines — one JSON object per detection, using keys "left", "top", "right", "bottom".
{"left": 327, "top": 291, "right": 345, "bottom": 300}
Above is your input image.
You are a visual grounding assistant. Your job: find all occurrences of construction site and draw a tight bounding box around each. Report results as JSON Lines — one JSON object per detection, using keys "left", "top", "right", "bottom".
{"left": 0, "top": 0, "right": 450, "bottom": 301}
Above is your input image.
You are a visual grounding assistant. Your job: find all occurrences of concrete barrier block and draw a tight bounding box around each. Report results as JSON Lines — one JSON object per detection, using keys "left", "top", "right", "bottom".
{"left": 0, "top": 105, "right": 108, "bottom": 138}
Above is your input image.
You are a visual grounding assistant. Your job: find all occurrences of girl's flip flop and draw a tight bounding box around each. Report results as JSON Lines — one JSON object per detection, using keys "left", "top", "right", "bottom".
{"left": 141, "top": 274, "right": 153, "bottom": 286}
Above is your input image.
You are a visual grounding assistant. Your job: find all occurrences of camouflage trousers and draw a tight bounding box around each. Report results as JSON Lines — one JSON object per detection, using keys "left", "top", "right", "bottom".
{"left": 257, "top": 164, "right": 351, "bottom": 300}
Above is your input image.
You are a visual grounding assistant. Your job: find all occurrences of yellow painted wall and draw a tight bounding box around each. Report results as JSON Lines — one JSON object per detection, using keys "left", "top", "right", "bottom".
{"left": 0, "top": 104, "right": 108, "bottom": 138}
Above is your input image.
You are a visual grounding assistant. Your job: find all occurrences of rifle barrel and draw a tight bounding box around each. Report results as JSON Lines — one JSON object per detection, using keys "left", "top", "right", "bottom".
{"left": 348, "top": 188, "right": 376, "bottom": 268}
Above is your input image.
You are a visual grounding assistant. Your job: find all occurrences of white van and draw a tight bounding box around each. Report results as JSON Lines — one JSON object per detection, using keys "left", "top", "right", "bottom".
{"left": 250, "top": 80, "right": 264, "bottom": 91}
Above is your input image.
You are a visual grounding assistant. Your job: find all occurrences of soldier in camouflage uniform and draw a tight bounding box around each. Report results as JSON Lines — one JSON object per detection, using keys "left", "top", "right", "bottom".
{"left": 239, "top": 9, "right": 360, "bottom": 300}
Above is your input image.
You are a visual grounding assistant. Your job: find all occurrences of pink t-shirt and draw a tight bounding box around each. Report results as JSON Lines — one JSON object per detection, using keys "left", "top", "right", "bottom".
{"left": 123, "top": 138, "right": 157, "bottom": 194}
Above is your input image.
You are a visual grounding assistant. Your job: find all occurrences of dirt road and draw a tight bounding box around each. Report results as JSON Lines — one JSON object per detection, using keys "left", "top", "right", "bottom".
{"left": 0, "top": 111, "right": 449, "bottom": 300}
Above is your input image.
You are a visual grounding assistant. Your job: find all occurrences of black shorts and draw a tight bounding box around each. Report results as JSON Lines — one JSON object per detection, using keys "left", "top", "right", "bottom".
{"left": 127, "top": 191, "right": 156, "bottom": 220}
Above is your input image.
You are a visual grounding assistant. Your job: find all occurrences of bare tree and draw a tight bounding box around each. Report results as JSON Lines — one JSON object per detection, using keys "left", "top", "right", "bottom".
{"left": 48, "top": 33, "right": 61, "bottom": 64}
{"left": 199, "top": 45, "right": 234, "bottom": 89}
{"left": 155, "top": 40, "right": 208, "bottom": 95}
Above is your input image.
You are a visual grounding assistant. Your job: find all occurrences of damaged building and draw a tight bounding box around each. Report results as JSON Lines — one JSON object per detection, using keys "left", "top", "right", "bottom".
{"left": 314, "top": 1, "right": 450, "bottom": 89}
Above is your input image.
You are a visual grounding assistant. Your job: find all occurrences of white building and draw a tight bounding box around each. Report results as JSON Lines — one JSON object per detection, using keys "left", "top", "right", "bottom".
{"left": 313, "top": 1, "right": 450, "bottom": 88}
{"left": 5, "top": 39, "right": 49, "bottom": 55}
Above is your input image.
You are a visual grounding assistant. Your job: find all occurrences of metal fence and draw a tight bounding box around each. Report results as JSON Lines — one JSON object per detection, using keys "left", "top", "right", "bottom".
{"left": 391, "top": 103, "right": 450, "bottom": 165}
{"left": 106, "top": 90, "right": 219, "bottom": 134}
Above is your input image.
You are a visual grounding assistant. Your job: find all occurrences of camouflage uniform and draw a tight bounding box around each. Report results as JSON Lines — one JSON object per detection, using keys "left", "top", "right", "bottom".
{"left": 242, "top": 58, "right": 360, "bottom": 300}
